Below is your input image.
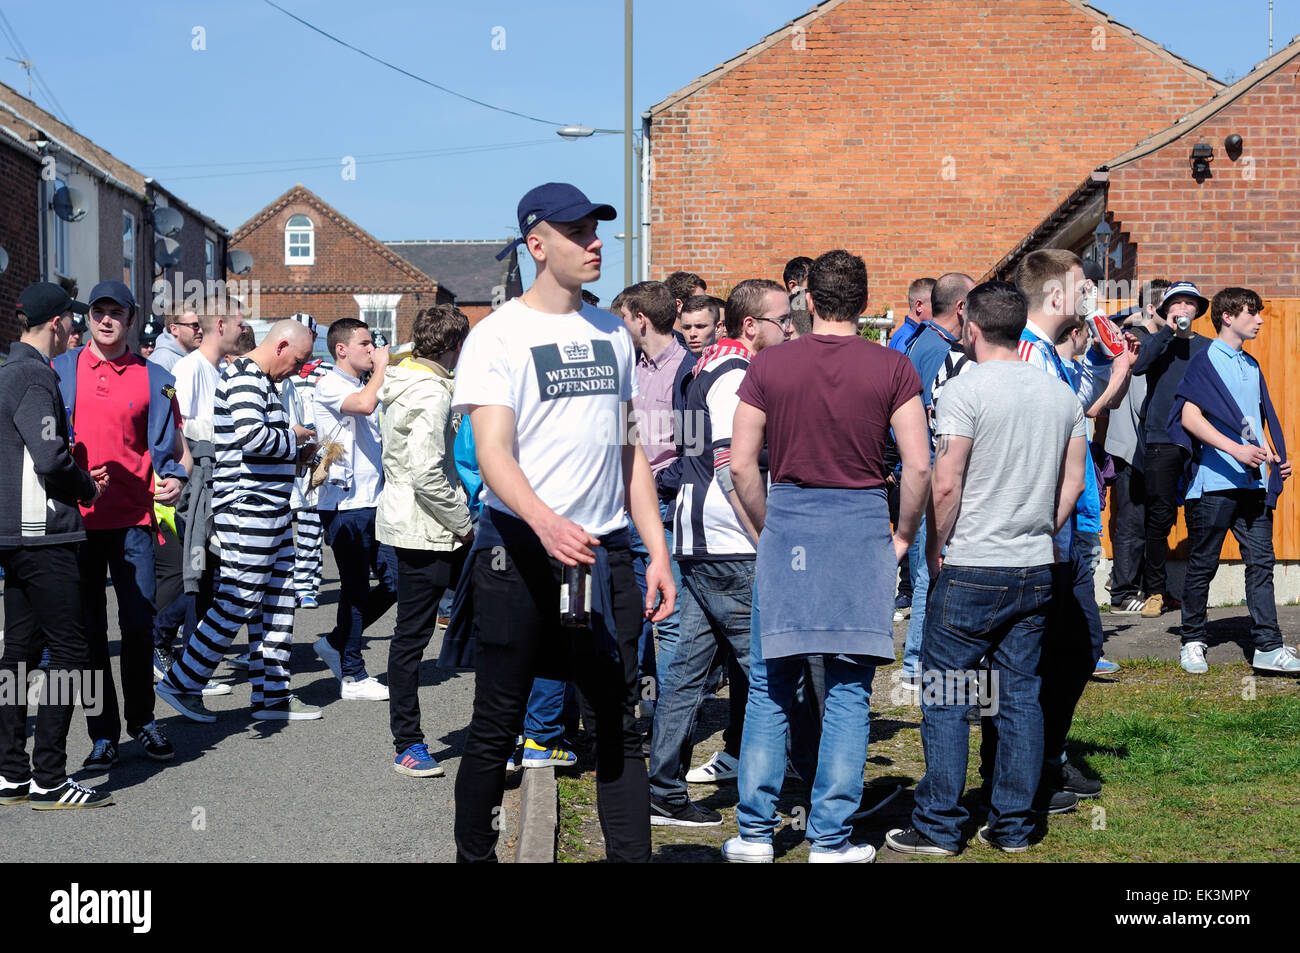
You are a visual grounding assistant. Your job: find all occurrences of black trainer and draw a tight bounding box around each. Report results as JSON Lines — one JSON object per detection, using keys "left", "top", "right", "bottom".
{"left": 1056, "top": 760, "right": 1102, "bottom": 799}
{"left": 82, "top": 739, "right": 118, "bottom": 772}
{"left": 0, "top": 777, "right": 29, "bottom": 805}
{"left": 885, "top": 826, "right": 957, "bottom": 856}
{"left": 29, "top": 779, "right": 114, "bottom": 810}
{"left": 132, "top": 722, "right": 174, "bottom": 761}
{"left": 649, "top": 797, "right": 723, "bottom": 827}
{"left": 1031, "top": 788, "right": 1078, "bottom": 814}
{"left": 152, "top": 646, "right": 174, "bottom": 681}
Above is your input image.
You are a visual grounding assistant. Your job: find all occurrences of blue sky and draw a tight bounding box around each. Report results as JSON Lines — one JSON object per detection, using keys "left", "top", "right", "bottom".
{"left": 3, "top": 0, "right": 1296, "bottom": 305}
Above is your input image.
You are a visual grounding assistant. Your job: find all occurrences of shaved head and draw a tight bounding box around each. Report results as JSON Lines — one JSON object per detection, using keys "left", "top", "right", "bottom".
{"left": 264, "top": 319, "right": 311, "bottom": 348}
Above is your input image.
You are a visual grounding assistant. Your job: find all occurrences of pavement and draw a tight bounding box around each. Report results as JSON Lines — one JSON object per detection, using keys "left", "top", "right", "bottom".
{"left": 0, "top": 551, "right": 479, "bottom": 863}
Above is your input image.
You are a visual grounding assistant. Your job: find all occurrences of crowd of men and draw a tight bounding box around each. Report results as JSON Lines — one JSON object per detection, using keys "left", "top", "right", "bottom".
{"left": 0, "top": 180, "right": 1290, "bottom": 861}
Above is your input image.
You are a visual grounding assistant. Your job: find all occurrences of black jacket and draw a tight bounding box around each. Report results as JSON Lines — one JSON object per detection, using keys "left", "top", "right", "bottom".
{"left": 0, "top": 341, "right": 96, "bottom": 547}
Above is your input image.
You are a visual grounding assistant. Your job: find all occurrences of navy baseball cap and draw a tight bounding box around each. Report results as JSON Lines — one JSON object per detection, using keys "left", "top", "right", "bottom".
{"left": 1157, "top": 281, "right": 1209, "bottom": 318}
{"left": 88, "top": 279, "right": 137, "bottom": 311}
{"left": 16, "top": 281, "right": 88, "bottom": 326}
{"left": 495, "top": 182, "right": 616, "bottom": 261}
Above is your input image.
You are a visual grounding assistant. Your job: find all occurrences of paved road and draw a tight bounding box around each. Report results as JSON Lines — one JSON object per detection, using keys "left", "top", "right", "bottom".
{"left": 0, "top": 552, "right": 477, "bottom": 862}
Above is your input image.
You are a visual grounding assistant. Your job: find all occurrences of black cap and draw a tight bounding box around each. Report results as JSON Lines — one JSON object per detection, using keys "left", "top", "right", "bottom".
{"left": 496, "top": 182, "right": 616, "bottom": 261}
{"left": 16, "top": 282, "right": 89, "bottom": 326}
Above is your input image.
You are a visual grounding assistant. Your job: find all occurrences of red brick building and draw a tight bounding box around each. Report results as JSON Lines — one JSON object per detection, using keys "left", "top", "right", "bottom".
{"left": 230, "top": 185, "right": 452, "bottom": 347}
{"left": 990, "top": 36, "right": 1300, "bottom": 297}
{"left": 644, "top": 0, "right": 1225, "bottom": 314}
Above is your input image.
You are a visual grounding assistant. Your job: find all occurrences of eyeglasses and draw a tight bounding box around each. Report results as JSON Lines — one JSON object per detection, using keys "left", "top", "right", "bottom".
{"left": 756, "top": 315, "right": 793, "bottom": 336}
{"left": 172, "top": 322, "right": 202, "bottom": 331}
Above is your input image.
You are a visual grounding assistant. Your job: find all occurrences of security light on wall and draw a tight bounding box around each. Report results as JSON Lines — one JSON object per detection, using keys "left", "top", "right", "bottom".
{"left": 1190, "top": 142, "right": 1214, "bottom": 183}
{"left": 1224, "top": 134, "right": 1244, "bottom": 161}
{"left": 51, "top": 185, "right": 88, "bottom": 222}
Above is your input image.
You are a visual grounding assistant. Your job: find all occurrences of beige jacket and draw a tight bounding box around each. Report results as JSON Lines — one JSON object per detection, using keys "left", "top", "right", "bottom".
{"left": 375, "top": 357, "right": 471, "bottom": 551}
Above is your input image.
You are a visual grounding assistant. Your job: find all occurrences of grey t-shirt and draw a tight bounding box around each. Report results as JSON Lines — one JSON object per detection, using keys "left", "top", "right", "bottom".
{"left": 933, "top": 360, "right": 1085, "bottom": 568}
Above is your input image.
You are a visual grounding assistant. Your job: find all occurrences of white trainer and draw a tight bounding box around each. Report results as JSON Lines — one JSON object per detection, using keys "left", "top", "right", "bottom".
{"left": 1180, "top": 641, "right": 1208, "bottom": 675}
{"left": 808, "top": 841, "right": 877, "bottom": 863}
{"left": 686, "top": 750, "right": 739, "bottom": 784}
{"left": 1252, "top": 645, "right": 1300, "bottom": 674}
{"left": 341, "top": 676, "right": 389, "bottom": 701}
{"left": 721, "top": 836, "right": 774, "bottom": 863}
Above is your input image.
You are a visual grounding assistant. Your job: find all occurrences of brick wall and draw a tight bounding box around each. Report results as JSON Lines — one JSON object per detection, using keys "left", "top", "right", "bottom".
{"left": 1107, "top": 59, "right": 1300, "bottom": 298}
{"left": 231, "top": 191, "right": 438, "bottom": 345}
{"left": 647, "top": 0, "right": 1222, "bottom": 315}
{"left": 0, "top": 145, "right": 41, "bottom": 353}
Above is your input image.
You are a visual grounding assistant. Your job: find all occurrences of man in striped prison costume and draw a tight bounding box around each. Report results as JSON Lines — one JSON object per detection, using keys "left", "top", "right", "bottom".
{"left": 156, "top": 320, "right": 320, "bottom": 722}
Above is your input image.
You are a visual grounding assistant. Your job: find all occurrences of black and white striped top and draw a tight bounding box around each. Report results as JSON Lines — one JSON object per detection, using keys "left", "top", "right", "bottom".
{"left": 211, "top": 357, "right": 299, "bottom": 512}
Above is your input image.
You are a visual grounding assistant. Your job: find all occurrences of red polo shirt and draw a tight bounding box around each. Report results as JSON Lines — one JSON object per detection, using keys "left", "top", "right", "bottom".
{"left": 73, "top": 346, "right": 181, "bottom": 531}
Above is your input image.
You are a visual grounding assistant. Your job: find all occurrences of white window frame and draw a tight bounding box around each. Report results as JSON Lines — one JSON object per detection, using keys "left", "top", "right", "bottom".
{"left": 285, "top": 214, "right": 315, "bottom": 265}
{"left": 354, "top": 293, "right": 401, "bottom": 346}
{"left": 204, "top": 236, "right": 217, "bottom": 281}
{"left": 52, "top": 175, "right": 71, "bottom": 277}
{"left": 122, "top": 210, "right": 136, "bottom": 298}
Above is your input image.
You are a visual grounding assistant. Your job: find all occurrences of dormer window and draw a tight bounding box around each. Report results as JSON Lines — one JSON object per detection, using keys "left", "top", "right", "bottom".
{"left": 285, "top": 214, "right": 314, "bottom": 265}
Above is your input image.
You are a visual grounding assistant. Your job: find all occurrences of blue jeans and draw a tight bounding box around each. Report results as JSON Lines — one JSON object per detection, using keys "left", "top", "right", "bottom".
{"left": 911, "top": 564, "right": 1053, "bottom": 850}
{"left": 629, "top": 501, "right": 682, "bottom": 691}
{"left": 78, "top": 526, "right": 157, "bottom": 740}
{"left": 736, "top": 599, "right": 876, "bottom": 851}
{"left": 524, "top": 677, "right": 576, "bottom": 748}
{"left": 321, "top": 507, "right": 398, "bottom": 680}
{"left": 648, "top": 558, "right": 753, "bottom": 806}
{"left": 903, "top": 517, "right": 929, "bottom": 678}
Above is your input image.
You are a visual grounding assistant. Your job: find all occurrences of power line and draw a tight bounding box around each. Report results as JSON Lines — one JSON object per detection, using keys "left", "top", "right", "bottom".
{"left": 262, "top": 0, "right": 563, "bottom": 126}
{"left": 160, "top": 137, "right": 566, "bottom": 181}
{"left": 146, "top": 138, "right": 557, "bottom": 171}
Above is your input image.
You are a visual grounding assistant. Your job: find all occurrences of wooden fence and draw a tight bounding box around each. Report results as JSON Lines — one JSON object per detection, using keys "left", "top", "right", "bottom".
{"left": 1101, "top": 297, "right": 1300, "bottom": 561}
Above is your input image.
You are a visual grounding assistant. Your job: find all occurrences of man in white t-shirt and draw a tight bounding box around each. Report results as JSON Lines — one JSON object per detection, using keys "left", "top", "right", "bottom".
{"left": 450, "top": 182, "right": 675, "bottom": 863}
{"left": 173, "top": 300, "right": 246, "bottom": 440}
{"left": 312, "top": 318, "right": 394, "bottom": 702}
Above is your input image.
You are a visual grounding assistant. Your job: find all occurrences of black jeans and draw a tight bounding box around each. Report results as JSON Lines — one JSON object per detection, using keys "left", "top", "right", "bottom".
{"left": 1109, "top": 459, "right": 1147, "bottom": 603}
{"left": 152, "top": 519, "right": 190, "bottom": 652}
{"left": 1143, "top": 443, "right": 1187, "bottom": 598}
{"left": 454, "top": 536, "right": 648, "bottom": 863}
{"left": 388, "top": 546, "right": 465, "bottom": 754}
{"left": 1181, "top": 490, "right": 1281, "bottom": 651}
{"left": 0, "top": 545, "right": 88, "bottom": 787}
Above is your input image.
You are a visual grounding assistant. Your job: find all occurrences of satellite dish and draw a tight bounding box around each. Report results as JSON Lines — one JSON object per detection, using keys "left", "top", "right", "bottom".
{"left": 227, "top": 249, "right": 253, "bottom": 275}
{"left": 152, "top": 206, "right": 184, "bottom": 238}
{"left": 0, "top": 245, "right": 8, "bottom": 276}
{"left": 52, "top": 185, "right": 88, "bottom": 223}
{"left": 154, "top": 236, "right": 182, "bottom": 267}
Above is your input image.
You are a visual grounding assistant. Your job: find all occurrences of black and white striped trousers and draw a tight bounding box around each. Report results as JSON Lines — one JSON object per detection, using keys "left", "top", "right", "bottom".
{"left": 293, "top": 508, "right": 323, "bottom": 598}
{"left": 165, "top": 507, "right": 296, "bottom": 709}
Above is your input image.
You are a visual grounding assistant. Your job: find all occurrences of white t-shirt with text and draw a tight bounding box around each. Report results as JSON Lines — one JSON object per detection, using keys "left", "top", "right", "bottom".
{"left": 452, "top": 297, "right": 636, "bottom": 537}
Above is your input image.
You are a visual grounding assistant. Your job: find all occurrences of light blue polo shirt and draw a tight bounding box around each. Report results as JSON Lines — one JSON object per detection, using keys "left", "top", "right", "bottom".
{"left": 1186, "top": 339, "right": 1265, "bottom": 500}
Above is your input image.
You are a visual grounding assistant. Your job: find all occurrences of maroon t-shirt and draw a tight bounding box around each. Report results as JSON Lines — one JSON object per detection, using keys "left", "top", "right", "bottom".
{"left": 736, "top": 333, "right": 921, "bottom": 489}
